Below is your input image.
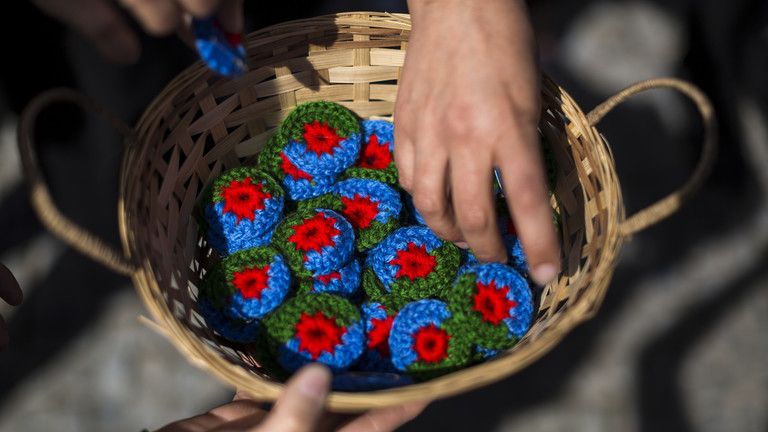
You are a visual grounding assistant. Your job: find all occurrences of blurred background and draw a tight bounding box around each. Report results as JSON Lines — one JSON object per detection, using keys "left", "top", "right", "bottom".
{"left": 0, "top": 0, "right": 766, "bottom": 431}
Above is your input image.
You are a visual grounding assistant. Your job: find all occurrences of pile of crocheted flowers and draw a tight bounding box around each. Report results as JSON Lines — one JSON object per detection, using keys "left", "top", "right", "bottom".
{"left": 198, "top": 101, "right": 544, "bottom": 390}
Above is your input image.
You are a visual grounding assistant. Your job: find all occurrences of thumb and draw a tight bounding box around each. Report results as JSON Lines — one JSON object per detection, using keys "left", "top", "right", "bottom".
{"left": 254, "top": 364, "right": 331, "bottom": 432}
{"left": 32, "top": 0, "right": 141, "bottom": 64}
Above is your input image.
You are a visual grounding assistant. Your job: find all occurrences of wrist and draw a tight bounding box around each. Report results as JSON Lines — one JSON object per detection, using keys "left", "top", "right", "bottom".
{"left": 408, "top": 0, "right": 528, "bottom": 26}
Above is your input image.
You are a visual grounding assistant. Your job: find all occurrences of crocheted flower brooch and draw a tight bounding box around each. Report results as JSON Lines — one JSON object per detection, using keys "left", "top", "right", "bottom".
{"left": 363, "top": 226, "right": 460, "bottom": 309}
{"left": 271, "top": 208, "right": 355, "bottom": 278}
{"left": 447, "top": 263, "right": 533, "bottom": 349}
{"left": 299, "top": 178, "right": 402, "bottom": 251}
{"left": 263, "top": 293, "right": 364, "bottom": 372}
{"left": 204, "top": 167, "right": 284, "bottom": 255}
{"left": 258, "top": 102, "right": 361, "bottom": 200}
{"left": 342, "top": 120, "right": 398, "bottom": 185}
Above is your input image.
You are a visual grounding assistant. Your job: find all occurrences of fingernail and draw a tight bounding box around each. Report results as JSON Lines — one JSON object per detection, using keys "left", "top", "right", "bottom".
{"left": 532, "top": 263, "right": 558, "bottom": 285}
{"left": 297, "top": 364, "right": 331, "bottom": 399}
{"left": 454, "top": 241, "right": 469, "bottom": 249}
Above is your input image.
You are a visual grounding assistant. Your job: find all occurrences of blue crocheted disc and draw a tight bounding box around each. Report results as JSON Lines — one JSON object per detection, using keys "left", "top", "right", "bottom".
{"left": 266, "top": 294, "right": 365, "bottom": 373}
{"left": 278, "top": 323, "right": 364, "bottom": 373}
{"left": 283, "top": 131, "right": 361, "bottom": 178}
{"left": 192, "top": 17, "right": 247, "bottom": 78}
{"left": 389, "top": 299, "right": 467, "bottom": 372}
{"left": 205, "top": 170, "right": 284, "bottom": 256}
{"left": 335, "top": 178, "right": 402, "bottom": 225}
{"left": 331, "top": 372, "right": 413, "bottom": 391}
{"left": 358, "top": 302, "right": 397, "bottom": 372}
{"left": 461, "top": 263, "right": 533, "bottom": 339}
{"left": 361, "top": 120, "right": 394, "bottom": 152}
{"left": 498, "top": 214, "right": 529, "bottom": 273}
{"left": 197, "top": 296, "right": 260, "bottom": 343}
{"left": 224, "top": 251, "right": 292, "bottom": 321}
{"left": 309, "top": 258, "right": 361, "bottom": 297}
{"left": 276, "top": 209, "right": 356, "bottom": 277}
{"left": 280, "top": 150, "right": 337, "bottom": 201}
{"left": 365, "top": 226, "right": 444, "bottom": 291}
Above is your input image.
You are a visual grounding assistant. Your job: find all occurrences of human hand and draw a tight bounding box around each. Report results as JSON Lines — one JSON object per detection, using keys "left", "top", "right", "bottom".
{"left": 31, "top": 0, "right": 244, "bottom": 64}
{"left": 0, "top": 263, "right": 23, "bottom": 350}
{"left": 157, "top": 364, "right": 428, "bottom": 432}
{"left": 395, "top": 0, "right": 560, "bottom": 285}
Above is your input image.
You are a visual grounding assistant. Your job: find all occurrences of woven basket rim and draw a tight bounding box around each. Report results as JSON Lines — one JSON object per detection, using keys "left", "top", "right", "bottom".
{"left": 118, "top": 12, "right": 626, "bottom": 410}
{"left": 15, "top": 11, "right": 715, "bottom": 412}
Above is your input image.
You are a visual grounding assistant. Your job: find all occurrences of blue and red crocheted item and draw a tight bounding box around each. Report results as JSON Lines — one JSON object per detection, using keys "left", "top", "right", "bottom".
{"left": 198, "top": 101, "right": 549, "bottom": 390}
{"left": 204, "top": 167, "right": 284, "bottom": 255}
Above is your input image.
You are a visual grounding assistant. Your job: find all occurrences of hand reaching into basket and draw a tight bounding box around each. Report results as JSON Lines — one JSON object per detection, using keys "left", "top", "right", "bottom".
{"left": 395, "top": 0, "right": 561, "bottom": 285}
{"left": 157, "top": 364, "right": 428, "bottom": 432}
{"left": 30, "top": 0, "right": 244, "bottom": 64}
{"left": 0, "top": 263, "right": 23, "bottom": 350}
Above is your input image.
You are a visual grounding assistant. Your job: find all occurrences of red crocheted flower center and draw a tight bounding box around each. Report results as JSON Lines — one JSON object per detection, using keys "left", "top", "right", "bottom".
{"left": 341, "top": 194, "right": 379, "bottom": 229}
{"left": 221, "top": 178, "right": 272, "bottom": 222}
{"left": 358, "top": 134, "right": 392, "bottom": 169}
{"left": 288, "top": 213, "right": 340, "bottom": 253}
{"left": 413, "top": 324, "right": 450, "bottom": 363}
{"left": 281, "top": 152, "right": 313, "bottom": 181}
{"left": 316, "top": 271, "right": 341, "bottom": 285}
{"left": 232, "top": 265, "right": 271, "bottom": 300}
{"left": 295, "top": 311, "right": 347, "bottom": 360}
{"left": 389, "top": 243, "right": 437, "bottom": 281}
{"left": 368, "top": 314, "right": 394, "bottom": 357}
{"left": 473, "top": 280, "right": 517, "bottom": 325}
{"left": 303, "top": 121, "right": 343, "bottom": 155}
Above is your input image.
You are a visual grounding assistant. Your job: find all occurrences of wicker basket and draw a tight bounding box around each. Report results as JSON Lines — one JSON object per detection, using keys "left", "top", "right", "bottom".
{"left": 18, "top": 12, "right": 715, "bottom": 411}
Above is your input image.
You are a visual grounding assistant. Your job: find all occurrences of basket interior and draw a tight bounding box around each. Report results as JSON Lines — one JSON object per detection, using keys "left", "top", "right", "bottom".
{"left": 121, "top": 12, "right": 623, "bottom": 407}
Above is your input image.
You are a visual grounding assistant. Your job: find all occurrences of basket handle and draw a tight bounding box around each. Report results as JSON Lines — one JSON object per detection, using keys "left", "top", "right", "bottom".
{"left": 18, "top": 88, "right": 137, "bottom": 276}
{"left": 586, "top": 78, "right": 718, "bottom": 236}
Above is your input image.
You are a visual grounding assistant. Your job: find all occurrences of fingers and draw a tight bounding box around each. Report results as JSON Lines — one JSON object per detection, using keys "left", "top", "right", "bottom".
{"left": 450, "top": 148, "right": 506, "bottom": 262}
{"left": 338, "top": 401, "right": 430, "bottom": 432}
{"left": 32, "top": 0, "right": 141, "bottom": 64}
{"left": 119, "top": 0, "right": 180, "bottom": 36}
{"left": 0, "top": 264, "right": 22, "bottom": 306}
{"left": 393, "top": 117, "right": 416, "bottom": 192}
{"left": 254, "top": 363, "right": 331, "bottom": 432}
{"left": 160, "top": 399, "right": 267, "bottom": 431}
{"left": 411, "top": 135, "right": 462, "bottom": 242}
{"left": 496, "top": 126, "right": 560, "bottom": 285}
{"left": 177, "top": 0, "right": 221, "bottom": 17}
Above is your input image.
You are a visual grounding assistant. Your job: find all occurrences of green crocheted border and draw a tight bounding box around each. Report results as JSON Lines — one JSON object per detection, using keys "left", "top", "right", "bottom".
{"left": 388, "top": 242, "right": 460, "bottom": 307}
{"left": 273, "top": 101, "right": 360, "bottom": 147}
{"left": 210, "top": 166, "right": 284, "bottom": 203}
{"left": 199, "top": 263, "right": 228, "bottom": 308}
{"left": 194, "top": 166, "right": 284, "bottom": 237}
{"left": 341, "top": 163, "right": 399, "bottom": 186}
{"left": 262, "top": 293, "right": 361, "bottom": 345}
{"left": 445, "top": 271, "right": 520, "bottom": 350}
{"left": 256, "top": 135, "right": 284, "bottom": 181}
{"left": 200, "top": 246, "right": 284, "bottom": 308}
{"left": 297, "top": 193, "right": 399, "bottom": 252}
{"left": 270, "top": 209, "right": 328, "bottom": 278}
{"left": 362, "top": 243, "right": 461, "bottom": 310}
{"left": 405, "top": 316, "right": 473, "bottom": 378}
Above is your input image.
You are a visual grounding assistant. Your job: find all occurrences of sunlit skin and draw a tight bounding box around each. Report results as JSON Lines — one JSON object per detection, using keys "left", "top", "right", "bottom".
{"left": 27, "top": 0, "right": 562, "bottom": 428}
